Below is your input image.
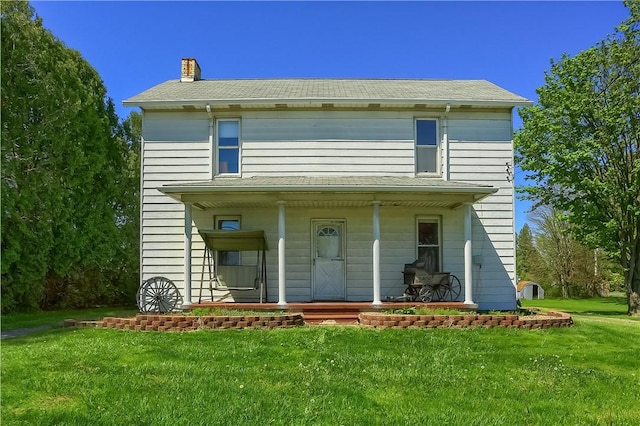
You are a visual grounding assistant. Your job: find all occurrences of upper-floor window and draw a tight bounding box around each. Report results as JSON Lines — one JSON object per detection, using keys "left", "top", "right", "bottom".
{"left": 415, "top": 119, "right": 439, "bottom": 174}
{"left": 217, "top": 120, "right": 240, "bottom": 175}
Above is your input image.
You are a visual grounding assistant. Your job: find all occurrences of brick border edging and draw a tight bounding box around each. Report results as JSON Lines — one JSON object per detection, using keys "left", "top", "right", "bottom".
{"left": 358, "top": 310, "right": 573, "bottom": 329}
{"left": 76, "top": 311, "right": 572, "bottom": 332}
{"left": 78, "top": 313, "right": 304, "bottom": 331}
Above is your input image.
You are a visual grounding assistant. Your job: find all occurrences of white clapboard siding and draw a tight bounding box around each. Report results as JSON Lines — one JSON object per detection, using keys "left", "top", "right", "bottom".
{"left": 141, "top": 111, "right": 212, "bottom": 299}
{"left": 143, "top": 112, "right": 209, "bottom": 142}
{"left": 139, "top": 109, "right": 518, "bottom": 309}
{"left": 242, "top": 117, "right": 413, "bottom": 141}
{"left": 445, "top": 115, "right": 516, "bottom": 309}
{"left": 241, "top": 116, "right": 415, "bottom": 176}
{"left": 448, "top": 118, "right": 512, "bottom": 142}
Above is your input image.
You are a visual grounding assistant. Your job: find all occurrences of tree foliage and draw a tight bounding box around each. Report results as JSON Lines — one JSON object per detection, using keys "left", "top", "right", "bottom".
{"left": 516, "top": 224, "right": 541, "bottom": 282}
{"left": 515, "top": 1, "right": 640, "bottom": 314}
{"left": 1, "top": 1, "right": 139, "bottom": 312}
{"left": 530, "top": 206, "right": 612, "bottom": 298}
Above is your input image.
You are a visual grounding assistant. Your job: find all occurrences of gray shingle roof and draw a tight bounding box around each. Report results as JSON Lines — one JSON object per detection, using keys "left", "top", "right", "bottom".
{"left": 160, "top": 176, "right": 496, "bottom": 192}
{"left": 124, "top": 78, "right": 530, "bottom": 107}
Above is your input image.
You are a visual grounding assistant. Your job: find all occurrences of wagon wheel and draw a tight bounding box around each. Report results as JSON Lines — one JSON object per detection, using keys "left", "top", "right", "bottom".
{"left": 447, "top": 275, "right": 461, "bottom": 301}
{"left": 137, "top": 277, "right": 181, "bottom": 313}
{"left": 433, "top": 276, "right": 451, "bottom": 302}
{"left": 418, "top": 285, "right": 433, "bottom": 302}
{"left": 404, "top": 285, "right": 418, "bottom": 301}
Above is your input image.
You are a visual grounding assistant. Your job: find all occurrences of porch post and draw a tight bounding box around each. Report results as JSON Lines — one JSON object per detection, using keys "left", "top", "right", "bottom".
{"left": 277, "top": 201, "right": 287, "bottom": 307}
{"left": 463, "top": 203, "right": 474, "bottom": 305}
{"left": 183, "top": 202, "right": 193, "bottom": 309}
{"left": 372, "top": 201, "right": 382, "bottom": 306}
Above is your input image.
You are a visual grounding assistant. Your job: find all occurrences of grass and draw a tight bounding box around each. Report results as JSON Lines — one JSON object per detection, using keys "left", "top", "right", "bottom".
{"left": 2, "top": 299, "right": 639, "bottom": 425}
{"left": 0, "top": 306, "right": 138, "bottom": 332}
{"left": 188, "top": 307, "right": 287, "bottom": 317}
{"left": 384, "top": 306, "right": 466, "bottom": 315}
{"left": 521, "top": 295, "right": 639, "bottom": 321}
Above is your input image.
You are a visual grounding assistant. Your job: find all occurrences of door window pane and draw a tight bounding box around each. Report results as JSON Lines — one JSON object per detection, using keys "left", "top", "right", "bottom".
{"left": 317, "top": 226, "right": 340, "bottom": 258}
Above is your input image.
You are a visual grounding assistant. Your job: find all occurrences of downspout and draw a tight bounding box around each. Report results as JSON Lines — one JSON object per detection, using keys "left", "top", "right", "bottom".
{"left": 443, "top": 103, "right": 450, "bottom": 181}
{"left": 139, "top": 112, "right": 145, "bottom": 291}
{"left": 510, "top": 106, "right": 518, "bottom": 305}
{"left": 206, "top": 104, "right": 213, "bottom": 179}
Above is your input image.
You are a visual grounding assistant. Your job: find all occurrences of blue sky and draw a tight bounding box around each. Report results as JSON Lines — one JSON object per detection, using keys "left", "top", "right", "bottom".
{"left": 32, "top": 1, "right": 629, "bottom": 231}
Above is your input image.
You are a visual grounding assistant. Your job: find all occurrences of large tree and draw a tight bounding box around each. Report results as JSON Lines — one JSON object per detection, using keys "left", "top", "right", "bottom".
{"left": 515, "top": 1, "right": 640, "bottom": 314}
{"left": 1, "top": 1, "right": 132, "bottom": 311}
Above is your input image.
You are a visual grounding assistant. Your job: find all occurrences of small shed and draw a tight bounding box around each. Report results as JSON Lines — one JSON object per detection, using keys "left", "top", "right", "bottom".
{"left": 517, "top": 281, "right": 545, "bottom": 300}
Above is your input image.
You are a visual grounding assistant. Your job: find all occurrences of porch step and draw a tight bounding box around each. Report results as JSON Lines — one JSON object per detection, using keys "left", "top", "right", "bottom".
{"left": 298, "top": 306, "right": 362, "bottom": 325}
{"left": 302, "top": 313, "right": 360, "bottom": 325}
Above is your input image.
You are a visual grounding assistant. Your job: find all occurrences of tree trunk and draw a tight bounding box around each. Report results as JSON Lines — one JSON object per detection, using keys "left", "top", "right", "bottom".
{"left": 627, "top": 238, "right": 640, "bottom": 316}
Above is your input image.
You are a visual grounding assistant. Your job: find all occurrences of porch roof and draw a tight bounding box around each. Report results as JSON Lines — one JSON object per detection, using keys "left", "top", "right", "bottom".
{"left": 159, "top": 176, "right": 498, "bottom": 209}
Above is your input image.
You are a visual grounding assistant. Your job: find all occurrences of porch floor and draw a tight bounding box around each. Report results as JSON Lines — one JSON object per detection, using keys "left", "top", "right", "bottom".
{"left": 189, "top": 301, "right": 477, "bottom": 325}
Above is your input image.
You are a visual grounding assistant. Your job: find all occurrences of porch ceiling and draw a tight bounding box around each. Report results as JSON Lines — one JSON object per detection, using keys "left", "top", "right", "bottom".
{"left": 159, "top": 176, "right": 498, "bottom": 210}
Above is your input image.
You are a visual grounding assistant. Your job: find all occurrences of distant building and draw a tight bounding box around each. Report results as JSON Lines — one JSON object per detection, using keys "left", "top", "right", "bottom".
{"left": 517, "top": 281, "right": 545, "bottom": 300}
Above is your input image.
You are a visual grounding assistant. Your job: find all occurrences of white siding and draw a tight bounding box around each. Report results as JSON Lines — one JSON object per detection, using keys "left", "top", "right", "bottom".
{"left": 139, "top": 109, "right": 517, "bottom": 310}
{"left": 448, "top": 113, "right": 516, "bottom": 310}
{"left": 141, "top": 112, "right": 211, "bottom": 291}
{"left": 241, "top": 112, "right": 415, "bottom": 177}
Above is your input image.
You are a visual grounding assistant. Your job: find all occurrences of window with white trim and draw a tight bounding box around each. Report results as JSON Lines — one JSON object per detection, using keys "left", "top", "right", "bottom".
{"left": 417, "top": 218, "right": 441, "bottom": 273}
{"left": 415, "top": 119, "right": 439, "bottom": 174}
{"left": 217, "top": 120, "right": 240, "bottom": 175}
{"left": 216, "top": 216, "right": 240, "bottom": 266}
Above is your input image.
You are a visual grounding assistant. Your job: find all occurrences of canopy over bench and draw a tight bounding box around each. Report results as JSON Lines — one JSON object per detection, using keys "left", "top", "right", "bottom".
{"left": 198, "top": 230, "right": 269, "bottom": 303}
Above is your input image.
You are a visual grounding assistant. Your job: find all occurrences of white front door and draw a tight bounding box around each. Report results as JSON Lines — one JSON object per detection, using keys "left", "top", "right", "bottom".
{"left": 312, "top": 221, "right": 346, "bottom": 300}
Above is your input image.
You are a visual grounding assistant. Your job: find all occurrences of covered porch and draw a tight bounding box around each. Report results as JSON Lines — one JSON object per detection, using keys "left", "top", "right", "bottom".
{"left": 189, "top": 301, "right": 476, "bottom": 324}
{"left": 159, "top": 176, "right": 497, "bottom": 310}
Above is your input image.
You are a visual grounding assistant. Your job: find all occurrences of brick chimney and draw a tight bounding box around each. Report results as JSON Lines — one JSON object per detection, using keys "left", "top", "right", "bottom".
{"left": 180, "top": 58, "right": 201, "bottom": 82}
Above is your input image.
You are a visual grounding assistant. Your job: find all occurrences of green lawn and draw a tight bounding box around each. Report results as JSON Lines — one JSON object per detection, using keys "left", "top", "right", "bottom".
{"left": 2, "top": 304, "right": 639, "bottom": 425}
{"left": 521, "top": 295, "right": 639, "bottom": 321}
{"left": 1, "top": 306, "right": 138, "bottom": 332}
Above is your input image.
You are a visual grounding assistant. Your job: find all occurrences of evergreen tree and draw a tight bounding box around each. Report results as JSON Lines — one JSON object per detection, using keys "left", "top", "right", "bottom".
{"left": 1, "top": 1, "right": 130, "bottom": 311}
{"left": 516, "top": 224, "right": 540, "bottom": 282}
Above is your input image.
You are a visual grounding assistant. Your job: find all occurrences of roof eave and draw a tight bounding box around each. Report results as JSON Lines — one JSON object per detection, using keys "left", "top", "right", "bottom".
{"left": 123, "top": 98, "right": 532, "bottom": 109}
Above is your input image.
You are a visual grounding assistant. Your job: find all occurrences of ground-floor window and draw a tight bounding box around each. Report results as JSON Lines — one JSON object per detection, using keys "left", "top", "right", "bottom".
{"left": 215, "top": 216, "right": 240, "bottom": 265}
{"left": 417, "top": 218, "right": 441, "bottom": 273}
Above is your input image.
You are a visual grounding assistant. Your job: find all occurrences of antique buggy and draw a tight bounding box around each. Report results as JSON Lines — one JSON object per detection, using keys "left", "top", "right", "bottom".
{"left": 402, "top": 260, "right": 461, "bottom": 302}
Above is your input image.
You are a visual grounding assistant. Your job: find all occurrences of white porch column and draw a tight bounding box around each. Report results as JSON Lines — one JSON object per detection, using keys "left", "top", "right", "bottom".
{"left": 372, "top": 201, "right": 382, "bottom": 306}
{"left": 463, "top": 203, "right": 474, "bottom": 305}
{"left": 183, "top": 202, "right": 193, "bottom": 308}
{"left": 277, "top": 201, "right": 287, "bottom": 307}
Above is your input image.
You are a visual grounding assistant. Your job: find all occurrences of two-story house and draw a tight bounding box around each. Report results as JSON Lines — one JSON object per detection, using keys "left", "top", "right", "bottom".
{"left": 124, "top": 58, "right": 531, "bottom": 311}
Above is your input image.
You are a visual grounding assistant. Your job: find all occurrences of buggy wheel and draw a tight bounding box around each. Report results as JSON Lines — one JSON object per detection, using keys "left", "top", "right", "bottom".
{"left": 404, "top": 285, "right": 418, "bottom": 301}
{"left": 137, "top": 276, "right": 181, "bottom": 313}
{"left": 418, "top": 285, "right": 433, "bottom": 302}
{"left": 448, "top": 275, "right": 461, "bottom": 301}
{"left": 433, "top": 276, "right": 450, "bottom": 301}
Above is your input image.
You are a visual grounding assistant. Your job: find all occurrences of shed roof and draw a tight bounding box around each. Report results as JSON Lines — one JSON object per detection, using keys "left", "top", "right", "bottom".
{"left": 517, "top": 281, "right": 543, "bottom": 292}
{"left": 124, "top": 78, "right": 531, "bottom": 108}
